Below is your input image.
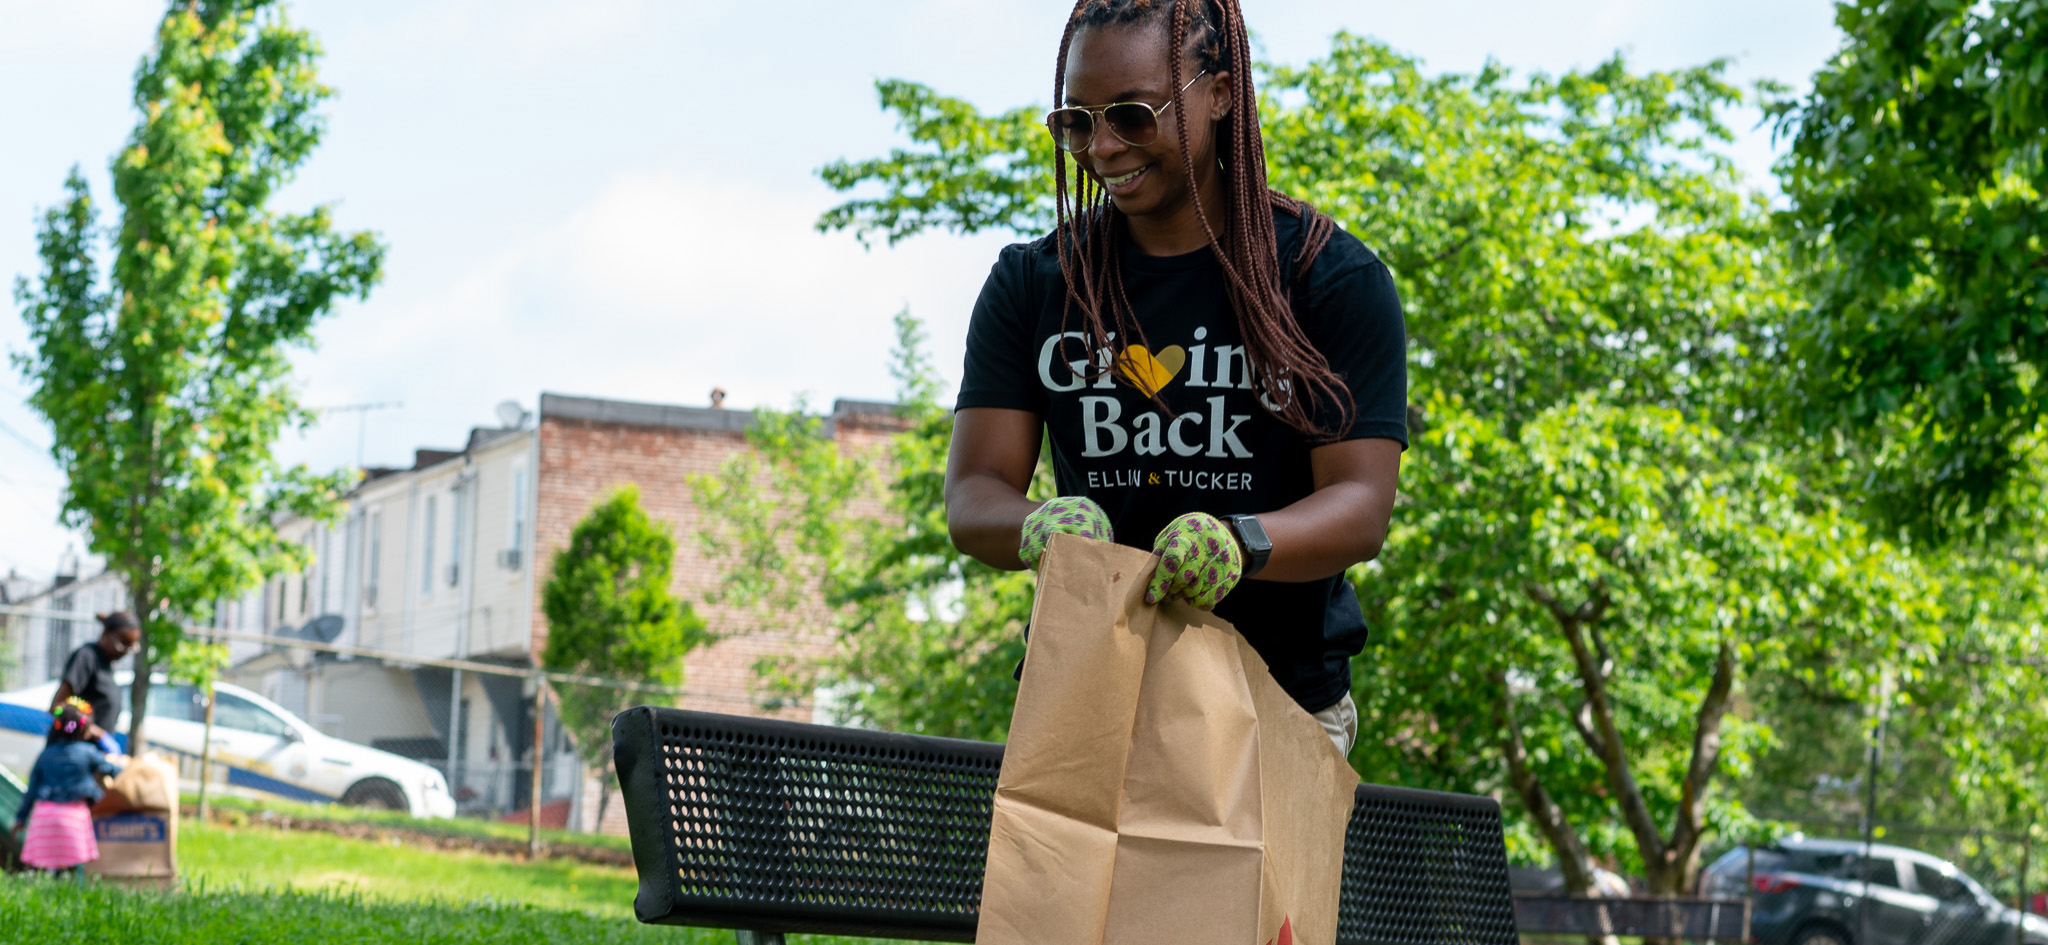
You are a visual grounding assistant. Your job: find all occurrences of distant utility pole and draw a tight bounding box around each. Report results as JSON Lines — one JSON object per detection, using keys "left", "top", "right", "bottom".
{"left": 316, "top": 401, "right": 403, "bottom": 470}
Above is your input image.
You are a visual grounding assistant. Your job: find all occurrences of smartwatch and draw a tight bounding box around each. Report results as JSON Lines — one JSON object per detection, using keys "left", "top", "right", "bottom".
{"left": 1223, "top": 514, "right": 1272, "bottom": 579}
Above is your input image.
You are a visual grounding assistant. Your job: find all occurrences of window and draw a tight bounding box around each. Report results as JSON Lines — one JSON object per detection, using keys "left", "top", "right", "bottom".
{"left": 1832, "top": 855, "right": 1902, "bottom": 888}
{"left": 365, "top": 509, "right": 382, "bottom": 609}
{"left": 145, "top": 684, "right": 202, "bottom": 722}
{"left": 1914, "top": 863, "right": 1972, "bottom": 902}
{"left": 449, "top": 482, "right": 464, "bottom": 588}
{"left": 45, "top": 592, "right": 76, "bottom": 680}
{"left": 214, "top": 692, "right": 292, "bottom": 738}
{"left": 508, "top": 464, "right": 529, "bottom": 568}
{"left": 422, "top": 495, "right": 438, "bottom": 597}
{"left": 300, "top": 535, "right": 312, "bottom": 617}
{"left": 319, "top": 527, "right": 332, "bottom": 614}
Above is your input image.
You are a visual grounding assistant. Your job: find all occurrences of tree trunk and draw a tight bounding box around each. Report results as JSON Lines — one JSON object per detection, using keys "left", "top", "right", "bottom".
{"left": 1494, "top": 669, "right": 1599, "bottom": 896}
{"left": 196, "top": 682, "right": 217, "bottom": 822}
{"left": 1529, "top": 582, "right": 1740, "bottom": 945}
{"left": 126, "top": 568, "right": 154, "bottom": 756}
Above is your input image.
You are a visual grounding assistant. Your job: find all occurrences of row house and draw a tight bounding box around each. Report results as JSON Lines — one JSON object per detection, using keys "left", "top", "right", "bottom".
{"left": 0, "top": 391, "right": 904, "bottom": 833}
{"left": 227, "top": 391, "right": 903, "bottom": 832}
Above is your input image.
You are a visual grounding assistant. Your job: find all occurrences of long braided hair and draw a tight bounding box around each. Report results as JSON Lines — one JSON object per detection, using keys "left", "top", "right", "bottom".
{"left": 1051, "top": 0, "right": 1352, "bottom": 436}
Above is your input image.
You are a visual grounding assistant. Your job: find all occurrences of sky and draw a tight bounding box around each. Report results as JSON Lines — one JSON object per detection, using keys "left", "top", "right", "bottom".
{"left": 0, "top": 0, "right": 1843, "bottom": 582}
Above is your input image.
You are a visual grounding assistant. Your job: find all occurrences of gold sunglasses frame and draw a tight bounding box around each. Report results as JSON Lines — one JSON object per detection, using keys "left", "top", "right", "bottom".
{"left": 1044, "top": 70, "right": 1210, "bottom": 152}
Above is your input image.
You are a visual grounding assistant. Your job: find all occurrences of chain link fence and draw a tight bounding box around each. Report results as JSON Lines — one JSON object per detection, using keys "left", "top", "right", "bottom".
{"left": 0, "top": 603, "right": 741, "bottom": 836}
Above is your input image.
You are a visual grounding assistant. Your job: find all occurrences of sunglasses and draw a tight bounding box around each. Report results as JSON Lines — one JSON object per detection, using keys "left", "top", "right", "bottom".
{"left": 1045, "top": 70, "right": 1209, "bottom": 153}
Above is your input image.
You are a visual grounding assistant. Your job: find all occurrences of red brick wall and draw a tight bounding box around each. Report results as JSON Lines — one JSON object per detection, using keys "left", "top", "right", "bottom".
{"left": 531, "top": 408, "right": 908, "bottom": 727}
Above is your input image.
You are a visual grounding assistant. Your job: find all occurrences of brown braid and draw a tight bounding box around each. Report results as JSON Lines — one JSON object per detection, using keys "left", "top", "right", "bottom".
{"left": 1050, "top": 0, "right": 1351, "bottom": 437}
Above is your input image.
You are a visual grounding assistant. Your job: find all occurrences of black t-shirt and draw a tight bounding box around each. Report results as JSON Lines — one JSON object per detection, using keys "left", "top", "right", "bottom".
{"left": 62, "top": 641, "right": 120, "bottom": 731}
{"left": 958, "top": 208, "right": 1409, "bottom": 712}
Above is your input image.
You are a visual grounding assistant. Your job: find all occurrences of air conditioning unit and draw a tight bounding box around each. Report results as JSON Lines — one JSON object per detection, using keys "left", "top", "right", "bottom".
{"left": 498, "top": 548, "right": 523, "bottom": 570}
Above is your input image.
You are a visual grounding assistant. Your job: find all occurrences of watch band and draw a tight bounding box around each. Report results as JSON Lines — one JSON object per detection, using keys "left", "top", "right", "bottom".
{"left": 1224, "top": 514, "right": 1272, "bottom": 579}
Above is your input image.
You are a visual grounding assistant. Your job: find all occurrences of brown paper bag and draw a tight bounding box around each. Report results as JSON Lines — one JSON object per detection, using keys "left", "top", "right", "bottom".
{"left": 977, "top": 534, "right": 1358, "bottom": 945}
{"left": 91, "top": 753, "right": 178, "bottom": 816}
{"left": 88, "top": 753, "right": 178, "bottom": 890}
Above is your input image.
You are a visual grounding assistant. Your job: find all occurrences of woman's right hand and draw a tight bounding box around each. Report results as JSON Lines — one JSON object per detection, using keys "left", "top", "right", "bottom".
{"left": 1018, "top": 497, "right": 1114, "bottom": 569}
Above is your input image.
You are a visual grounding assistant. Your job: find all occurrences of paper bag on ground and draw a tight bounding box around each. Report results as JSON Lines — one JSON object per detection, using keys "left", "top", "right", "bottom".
{"left": 87, "top": 810, "right": 177, "bottom": 890}
{"left": 977, "top": 534, "right": 1358, "bottom": 945}
{"left": 88, "top": 754, "right": 178, "bottom": 890}
{"left": 92, "top": 752, "right": 178, "bottom": 816}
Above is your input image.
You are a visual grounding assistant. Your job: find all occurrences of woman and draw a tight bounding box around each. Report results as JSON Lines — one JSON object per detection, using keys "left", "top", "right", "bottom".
{"left": 946, "top": 0, "right": 1407, "bottom": 754}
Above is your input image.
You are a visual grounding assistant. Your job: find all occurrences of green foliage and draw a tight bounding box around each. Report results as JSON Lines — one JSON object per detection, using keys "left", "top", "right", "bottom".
{"left": 1253, "top": 39, "right": 1937, "bottom": 890}
{"left": 163, "top": 641, "right": 231, "bottom": 692}
{"left": 693, "top": 311, "right": 1048, "bottom": 741}
{"left": 540, "top": 485, "right": 709, "bottom": 770}
{"left": 11, "top": 0, "right": 384, "bottom": 755}
{"left": 816, "top": 82, "right": 1053, "bottom": 247}
{"left": 1742, "top": 443, "right": 2048, "bottom": 845}
{"left": 1361, "top": 394, "right": 1933, "bottom": 889}
{"left": 1772, "top": 0, "right": 2048, "bottom": 534}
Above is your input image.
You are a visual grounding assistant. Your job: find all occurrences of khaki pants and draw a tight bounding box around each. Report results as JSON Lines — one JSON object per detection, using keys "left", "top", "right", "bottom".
{"left": 1312, "top": 692, "right": 1358, "bottom": 755}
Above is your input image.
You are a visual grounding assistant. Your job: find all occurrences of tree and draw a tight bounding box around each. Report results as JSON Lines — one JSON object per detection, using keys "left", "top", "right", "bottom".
{"left": 1736, "top": 445, "right": 2048, "bottom": 897}
{"left": 1362, "top": 395, "right": 1933, "bottom": 895}
{"left": 540, "top": 485, "right": 709, "bottom": 828}
{"left": 12, "top": 0, "right": 384, "bottom": 754}
{"left": 693, "top": 311, "right": 1049, "bottom": 741}
{"left": 1772, "top": 0, "right": 2048, "bottom": 536}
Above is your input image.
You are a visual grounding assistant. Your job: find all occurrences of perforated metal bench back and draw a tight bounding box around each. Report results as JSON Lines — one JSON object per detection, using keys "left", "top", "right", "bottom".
{"left": 615, "top": 707, "right": 1518, "bottom": 944}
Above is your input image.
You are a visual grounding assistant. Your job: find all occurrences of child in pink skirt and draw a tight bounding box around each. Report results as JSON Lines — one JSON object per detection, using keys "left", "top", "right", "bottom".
{"left": 12, "top": 698, "right": 123, "bottom": 878}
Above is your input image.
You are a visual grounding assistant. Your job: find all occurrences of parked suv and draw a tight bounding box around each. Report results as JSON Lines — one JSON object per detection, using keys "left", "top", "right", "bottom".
{"left": 1701, "top": 837, "right": 2048, "bottom": 945}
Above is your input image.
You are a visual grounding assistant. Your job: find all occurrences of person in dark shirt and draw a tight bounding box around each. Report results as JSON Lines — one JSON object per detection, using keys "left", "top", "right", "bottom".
{"left": 947, "top": 0, "right": 1406, "bottom": 756}
{"left": 51, "top": 611, "right": 140, "bottom": 741}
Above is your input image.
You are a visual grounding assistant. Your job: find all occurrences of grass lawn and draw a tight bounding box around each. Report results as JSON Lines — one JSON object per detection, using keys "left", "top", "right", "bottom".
{"left": 181, "top": 819, "right": 638, "bottom": 917}
{"left": 0, "top": 814, "right": 912, "bottom": 944}
{"left": 186, "top": 791, "right": 635, "bottom": 855}
{"left": 0, "top": 878, "right": 773, "bottom": 944}
{"left": 0, "top": 877, "right": 689, "bottom": 944}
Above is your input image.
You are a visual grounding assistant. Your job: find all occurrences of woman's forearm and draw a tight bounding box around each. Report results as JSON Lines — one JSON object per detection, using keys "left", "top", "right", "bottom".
{"left": 1252, "top": 481, "right": 1388, "bottom": 582}
{"left": 1244, "top": 437, "right": 1402, "bottom": 583}
{"left": 945, "top": 473, "right": 1042, "bottom": 571}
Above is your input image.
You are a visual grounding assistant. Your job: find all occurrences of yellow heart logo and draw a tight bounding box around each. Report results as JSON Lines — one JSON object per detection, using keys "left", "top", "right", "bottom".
{"left": 1115, "top": 344, "right": 1186, "bottom": 397}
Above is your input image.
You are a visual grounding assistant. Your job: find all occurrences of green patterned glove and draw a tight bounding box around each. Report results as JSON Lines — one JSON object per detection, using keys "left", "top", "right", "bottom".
{"left": 1145, "top": 512, "right": 1244, "bottom": 608}
{"left": 1019, "top": 496, "right": 1115, "bottom": 568}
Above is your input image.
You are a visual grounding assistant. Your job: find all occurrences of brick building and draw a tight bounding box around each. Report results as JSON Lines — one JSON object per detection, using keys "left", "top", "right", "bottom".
{"left": 207, "top": 391, "right": 903, "bottom": 833}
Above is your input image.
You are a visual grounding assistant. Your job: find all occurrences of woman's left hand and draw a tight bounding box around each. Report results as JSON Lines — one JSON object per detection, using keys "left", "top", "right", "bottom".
{"left": 1146, "top": 512, "right": 1244, "bottom": 609}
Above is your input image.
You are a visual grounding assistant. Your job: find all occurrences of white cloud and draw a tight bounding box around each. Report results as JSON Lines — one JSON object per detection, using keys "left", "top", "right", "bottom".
{"left": 1589, "top": 0, "right": 1650, "bottom": 48}
{"left": 284, "top": 168, "right": 1013, "bottom": 470}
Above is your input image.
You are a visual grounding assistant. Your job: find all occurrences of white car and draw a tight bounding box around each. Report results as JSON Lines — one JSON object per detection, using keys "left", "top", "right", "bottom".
{"left": 0, "top": 674, "right": 455, "bottom": 820}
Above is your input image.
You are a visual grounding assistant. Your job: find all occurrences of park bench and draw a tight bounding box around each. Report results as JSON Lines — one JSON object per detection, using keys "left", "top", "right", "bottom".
{"left": 613, "top": 706, "right": 1520, "bottom": 945}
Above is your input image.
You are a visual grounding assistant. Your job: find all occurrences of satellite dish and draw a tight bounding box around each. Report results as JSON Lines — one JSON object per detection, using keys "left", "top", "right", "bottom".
{"left": 304, "top": 614, "right": 346, "bottom": 643}
{"left": 495, "top": 400, "right": 527, "bottom": 428}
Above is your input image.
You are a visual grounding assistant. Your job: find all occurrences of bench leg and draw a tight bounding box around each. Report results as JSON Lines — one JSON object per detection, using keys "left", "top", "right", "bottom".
{"left": 734, "top": 932, "right": 786, "bottom": 945}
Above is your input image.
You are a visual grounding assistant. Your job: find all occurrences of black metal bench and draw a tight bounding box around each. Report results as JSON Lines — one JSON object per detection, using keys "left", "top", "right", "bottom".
{"left": 614, "top": 706, "right": 1519, "bottom": 945}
